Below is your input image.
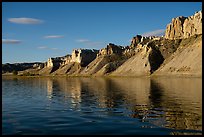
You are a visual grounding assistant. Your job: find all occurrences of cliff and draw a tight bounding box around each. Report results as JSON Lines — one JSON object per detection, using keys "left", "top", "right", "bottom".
{"left": 111, "top": 11, "right": 201, "bottom": 77}
{"left": 110, "top": 40, "right": 165, "bottom": 76}
{"left": 37, "top": 49, "right": 98, "bottom": 75}
{"left": 71, "top": 49, "right": 99, "bottom": 67}
{"left": 2, "top": 62, "right": 43, "bottom": 74}
{"left": 2, "top": 11, "right": 202, "bottom": 77}
{"left": 80, "top": 43, "right": 127, "bottom": 75}
{"left": 165, "top": 11, "right": 202, "bottom": 39}
{"left": 153, "top": 34, "right": 202, "bottom": 76}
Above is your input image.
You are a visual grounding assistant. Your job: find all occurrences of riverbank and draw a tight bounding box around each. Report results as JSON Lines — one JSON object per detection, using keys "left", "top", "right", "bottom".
{"left": 2, "top": 73, "right": 202, "bottom": 79}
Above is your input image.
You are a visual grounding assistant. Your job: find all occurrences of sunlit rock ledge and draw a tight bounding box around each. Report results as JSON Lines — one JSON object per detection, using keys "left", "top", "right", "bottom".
{"left": 2, "top": 11, "right": 202, "bottom": 77}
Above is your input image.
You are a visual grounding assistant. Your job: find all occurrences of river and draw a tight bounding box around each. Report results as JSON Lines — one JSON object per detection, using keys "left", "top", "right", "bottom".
{"left": 2, "top": 76, "right": 202, "bottom": 135}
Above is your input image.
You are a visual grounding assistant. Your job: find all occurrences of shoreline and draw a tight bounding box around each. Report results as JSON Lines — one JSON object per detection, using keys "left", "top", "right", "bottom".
{"left": 2, "top": 74, "right": 202, "bottom": 78}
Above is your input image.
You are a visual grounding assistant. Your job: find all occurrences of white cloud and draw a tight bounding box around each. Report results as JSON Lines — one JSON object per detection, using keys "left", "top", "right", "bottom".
{"left": 2, "top": 39, "right": 22, "bottom": 44}
{"left": 76, "top": 39, "right": 90, "bottom": 43}
{"left": 51, "top": 48, "right": 59, "bottom": 50}
{"left": 44, "top": 35, "right": 64, "bottom": 39}
{"left": 8, "top": 17, "right": 43, "bottom": 24}
{"left": 142, "top": 29, "right": 165, "bottom": 37}
{"left": 76, "top": 39, "right": 104, "bottom": 47}
{"left": 37, "top": 46, "right": 48, "bottom": 49}
{"left": 37, "top": 46, "right": 59, "bottom": 50}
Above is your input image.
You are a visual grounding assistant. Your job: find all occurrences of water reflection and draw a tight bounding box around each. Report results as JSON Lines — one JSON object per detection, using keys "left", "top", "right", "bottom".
{"left": 2, "top": 76, "right": 202, "bottom": 134}
{"left": 151, "top": 77, "right": 202, "bottom": 132}
{"left": 41, "top": 77, "right": 201, "bottom": 132}
{"left": 56, "top": 78, "right": 82, "bottom": 109}
{"left": 46, "top": 79, "right": 53, "bottom": 100}
{"left": 55, "top": 77, "right": 201, "bottom": 132}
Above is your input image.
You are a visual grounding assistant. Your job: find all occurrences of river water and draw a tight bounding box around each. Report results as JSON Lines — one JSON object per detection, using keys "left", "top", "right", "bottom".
{"left": 2, "top": 76, "right": 202, "bottom": 135}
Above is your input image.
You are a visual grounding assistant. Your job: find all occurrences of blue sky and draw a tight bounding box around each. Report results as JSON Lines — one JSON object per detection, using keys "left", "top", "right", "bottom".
{"left": 2, "top": 2, "right": 202, "bottom": 63}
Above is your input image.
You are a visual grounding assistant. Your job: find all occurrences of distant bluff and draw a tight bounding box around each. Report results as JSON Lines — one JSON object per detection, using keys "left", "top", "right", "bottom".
{"left": 2, "top": 11, "right": 202, "bottom": 77}
{"left": 165, "top": 11, "right": 202, "bottom": 39}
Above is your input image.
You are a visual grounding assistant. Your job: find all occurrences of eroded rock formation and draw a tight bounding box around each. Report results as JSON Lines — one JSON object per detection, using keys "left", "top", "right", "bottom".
{"left": 130, "top": 35, "right": 142, "bottom": 48}
{"left": 153, "top": 34, "right": 202, "bottom": 76}
{"left": 2, "top": 62, "right": 43, "bottom": 73}
{"left": 97, "top": 43, "right": 124, "bottom": 56}
{"left": 2, "top": 10, "right": 202, "bottom": 77}
{"left": 71, "top": 49, "right": 99, "bottom": 67}
{"left": 80, "top": 43, "right": 127, "bottom": 75}
{"left": 183, "top": 11, "right": 202, "bottom": 38}
{"left": 165, "top": 11, "right": 202, "bottom": 39}
{"left": 111, "top": 43, "right": 164, "bottom": 76}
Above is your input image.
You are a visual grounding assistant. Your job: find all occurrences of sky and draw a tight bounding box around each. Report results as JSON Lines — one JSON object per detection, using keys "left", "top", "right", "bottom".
{"left": 2, "top": 2, "right": 202, "bottom": 63}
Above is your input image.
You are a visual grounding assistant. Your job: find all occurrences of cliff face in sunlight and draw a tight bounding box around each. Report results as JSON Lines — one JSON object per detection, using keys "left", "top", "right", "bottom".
{"left": 2, "top": 11, "right": 202, "bottom": 77}
{"left": 153, "top": 34, "right": 202, "bottom": 76}
{"left": 165, "top": 11, "right": 202, "bottom": 39}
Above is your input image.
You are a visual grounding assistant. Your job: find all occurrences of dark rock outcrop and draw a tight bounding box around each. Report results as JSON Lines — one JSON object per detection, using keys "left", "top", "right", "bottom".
{"left": 2, "top": 62, "right": 43, "bottom": 73}
{"left": 71, "top": 49, "right": 99, "bottom": 67}
{"left": 130, "top": 35, "right": 142, "bottom": 47}
{"left": 148, "top": 45, "right": 164, "bottom": 74}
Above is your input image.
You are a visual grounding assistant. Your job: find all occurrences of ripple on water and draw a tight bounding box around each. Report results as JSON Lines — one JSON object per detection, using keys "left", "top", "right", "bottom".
{"left": 2, "top": 77, "right": 202, "bottom": 135}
